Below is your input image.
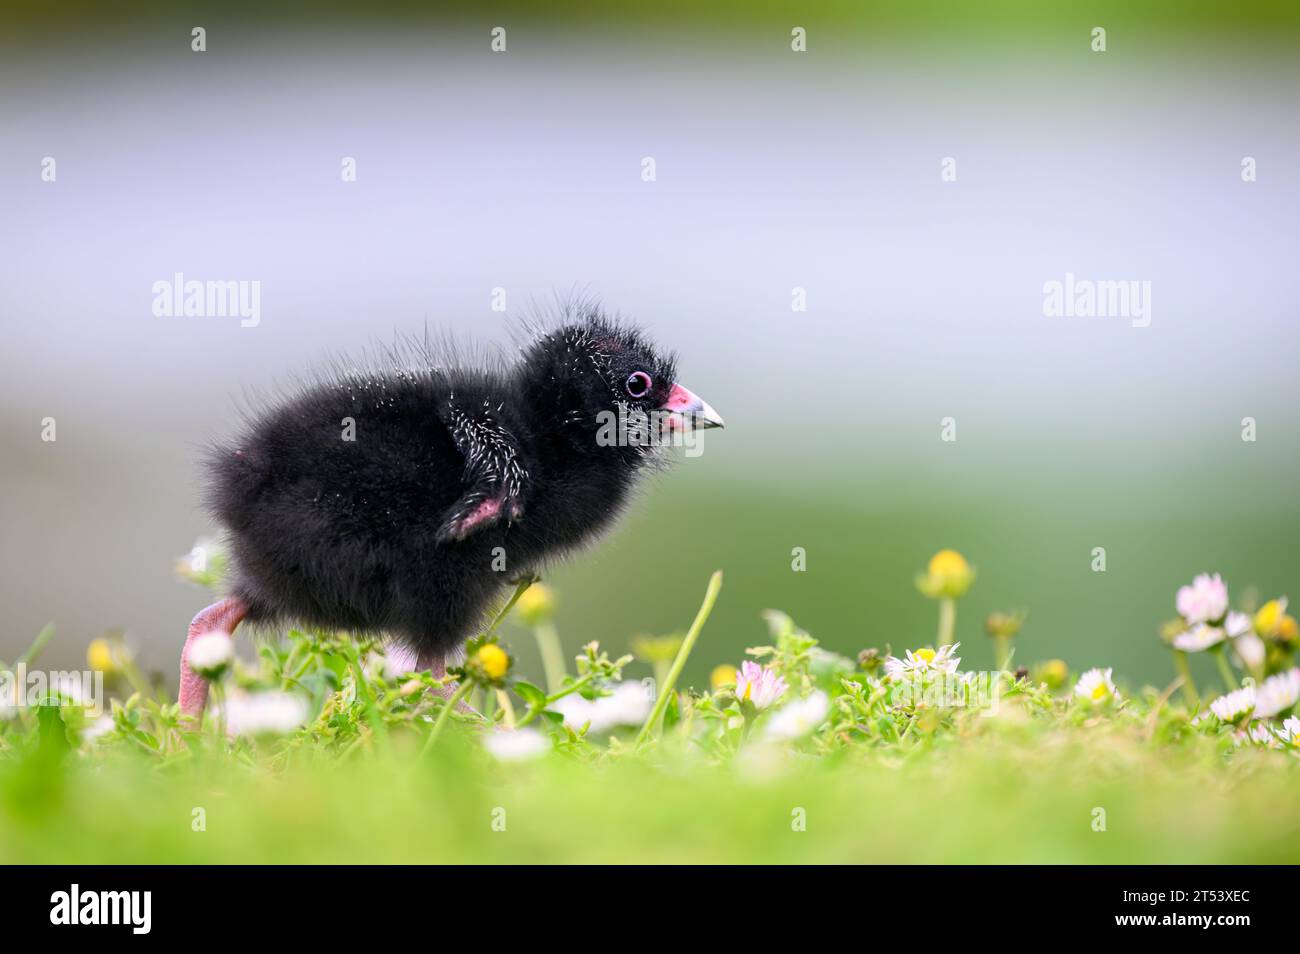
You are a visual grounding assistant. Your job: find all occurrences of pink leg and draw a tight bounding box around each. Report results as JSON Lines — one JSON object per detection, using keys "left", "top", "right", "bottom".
{"left": 179, "top": 596, "right": 248, "bottom": 721}
{"left": 416, "top": 649, "right": 447, "bottom": 682}
{"left": 387, "top": 643, "right": 447, "bottom": 684}
{"left": 428, "top": 652, "right": 478, "bottom": 714}
{"left": 387, "top": 643, "right": 474, "bottom": 712}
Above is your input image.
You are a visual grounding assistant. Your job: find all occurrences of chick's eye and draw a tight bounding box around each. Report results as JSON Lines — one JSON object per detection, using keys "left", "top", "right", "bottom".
{"left": 625, "top": 371, "right": 652, "bottom": 398}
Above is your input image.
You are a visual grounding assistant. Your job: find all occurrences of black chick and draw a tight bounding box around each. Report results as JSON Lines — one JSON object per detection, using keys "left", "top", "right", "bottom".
{"left": 178, "top": 306, "right": 723, "bottom": 717}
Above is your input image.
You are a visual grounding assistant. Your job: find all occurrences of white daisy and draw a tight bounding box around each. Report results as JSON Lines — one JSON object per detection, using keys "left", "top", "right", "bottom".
{"left": 82, "top": 714, "right": 115, "bottom": 742}
{"left": 218, "top": 690, "right": 309, "bottom": 737}
{"left": 1232, "top": 632, "right": 1266, "bottom": 671}
{"left": 186, "top": 631, "right": 234, "bottom": 678}
{"left": 763, "top": 691, "right": 830, "bottom": 741}
{"left": 1225, "top": 612, "right": 1252, "bottom": 638}
{"left": 1246, "top": 721, "right": 1281, "bottom": 748}
{"left": 1172, "top": 624, "right": 1226, "bottom": 652}
{"left": 1208, "top": 685, "right": 1255, "bottom": 723}
{"left": 1074, "top": 667, "right": 1119, "bottom": 704}
{"left": 1253, "top": 668, "right": 1300, "bottom": 719}
{"left": 883, "top": 643, "right": 961, "bottom": 680}
{"left": 551, "top": 681, "right": 652, "bottom": 734}
{"left": 1276, "top": 716, "right": 1300, "bottom": 745}
{"left": 483, "top": 727, "right": 549, "bottom": 762}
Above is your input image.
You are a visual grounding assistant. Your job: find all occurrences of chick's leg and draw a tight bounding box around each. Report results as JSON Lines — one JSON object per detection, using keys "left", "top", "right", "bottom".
{"left": 385, "top": 644, "right": 446, "bottom": 682}
{"left": 415, "top": 649, "right": 448, "bottom": 682}
{"left": 179, "top": 596, "right": 248, "bottom": 721}
{"left": 386, "top": 643, "right": 473, "bottom": 711}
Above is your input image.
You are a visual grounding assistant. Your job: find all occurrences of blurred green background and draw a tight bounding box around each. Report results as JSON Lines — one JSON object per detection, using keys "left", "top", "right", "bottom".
{"left": 526, "top": 457, "right": 1300, "bottom": 691}
{"left": 2, "top": 0, "right": 1297, "bottom": 693}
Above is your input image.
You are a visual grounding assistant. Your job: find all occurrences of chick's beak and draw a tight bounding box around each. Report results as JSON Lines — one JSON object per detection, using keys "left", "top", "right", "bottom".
{"left": 661, "top": 383, "right": 725, "bottom": 429}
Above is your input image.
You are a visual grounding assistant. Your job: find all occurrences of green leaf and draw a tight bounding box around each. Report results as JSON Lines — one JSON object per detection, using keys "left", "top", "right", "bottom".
{"left": 663, "top": 690, "right": 681, "bottom": 730}
{"left": 514, "top": 681, "right": 547, "bottom": 707}
{"left": 36, "top": 705, "right": 72, "bottom": 762}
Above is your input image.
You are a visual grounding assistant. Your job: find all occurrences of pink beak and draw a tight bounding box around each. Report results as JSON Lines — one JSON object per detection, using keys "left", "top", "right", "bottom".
{"left": 660, "top": 383, "right": 725, "bottom": 429}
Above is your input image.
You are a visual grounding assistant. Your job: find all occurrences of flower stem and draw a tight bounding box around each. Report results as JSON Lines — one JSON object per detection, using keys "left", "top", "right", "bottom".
{"left": 937, "top": 598, "right": 956, "bottom": 647}
{"left": 16, "top": 623, "right": 56, "bottom": 667}
{"left": 487, "top": 576, "right": 537, "bottom": 639}
{"left": 737, "top": 699, "right": 757, "bottom": 745}
{"left": 495, "top": 689, "right": 515, "bottom": 727}
{"left": 1211, "top": 647, "right": 1238, "bottom": 693}
{"left": 210, "top": 680, "right": 227, "bottom": 747}
{"left": 635, "top": 570, "right": 723, "bottom": 747}
{"left": 420, "top": 681, "right": 473, "bottom": 756}
{"left": 349, "top": 655, "right": 390, "bottom": 755}
{"left": 533, "top": 623, "right": 566, "bottom": 693}
{"left": 898, "top": 714, "right": 916, "bottom": 743}
{"left": 653, "top": 660, "right": 671, "bottom": 689}
{"left": 279, "top": 641, "right": 302, "bottom": 688}
{"left": 1172, "top": 650, "right": 1199, "bottom": 708}
{"left": 993, "top": 634, "right": 1010, "bottom": 671}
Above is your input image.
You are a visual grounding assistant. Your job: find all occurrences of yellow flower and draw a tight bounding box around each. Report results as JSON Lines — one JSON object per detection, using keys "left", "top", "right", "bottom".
{"left": 710, "top": 664, "right": 738, "bottom": 690}
{"left": 1037, "top": 659, "right": 1069, "bottom": 689}
{"left": 985, "top": 610, "right": 1026, "bottom": 640}
{"left": 514, "top": 583, "right": 557, "bottom": 626}
{"left": 474, "top": 644, "right": 510, "bottom": 681}
{"left": 1254, "top": 598, "right": 1289, "bottom": 638}
{"left": 1278, "top": 615, "right": 1298, "bottom": 642}
{"left": 86, "top": 638, "right": 120, "bottom": 674}
{"left": 631, "top": 634, "right": 684, "bottom": 664}
{"left": 915, "top": 549, "right": 976, "bottom": 600}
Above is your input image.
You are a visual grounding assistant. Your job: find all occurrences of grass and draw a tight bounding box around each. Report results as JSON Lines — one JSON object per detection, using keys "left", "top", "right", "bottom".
{"left": 1, "top": 555, "right": 1298, "bottom": 865}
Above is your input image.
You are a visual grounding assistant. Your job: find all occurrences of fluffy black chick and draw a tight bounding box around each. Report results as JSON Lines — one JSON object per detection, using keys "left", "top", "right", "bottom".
{"left": 178, "top": 306, "right": 723, "bottom": 716}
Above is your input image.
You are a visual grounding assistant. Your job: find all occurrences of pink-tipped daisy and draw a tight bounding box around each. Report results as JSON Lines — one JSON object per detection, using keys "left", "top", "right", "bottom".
{"left": 1254, "top": 668, "right": 1300, "bottom": 719}
{"left": 1176, "top": 573, "right": 1229, "bottom": 625}
{"left": 734, "top": 661, "right": 788, "bottom": 709}
{"left": 1208, "top": 685, "right": 1255, "bottom": 723}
